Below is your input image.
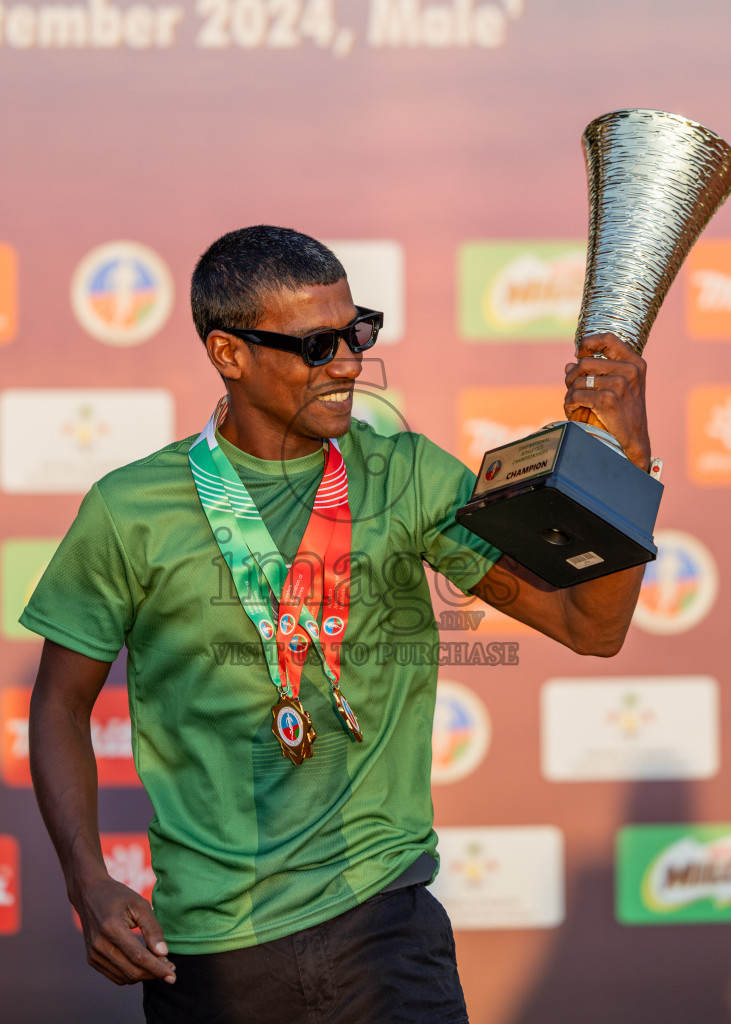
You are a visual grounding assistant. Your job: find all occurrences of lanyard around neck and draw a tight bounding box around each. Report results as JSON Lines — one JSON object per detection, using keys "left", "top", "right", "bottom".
{"left": 188, "top": 397, "right": 352, "bottom": 700}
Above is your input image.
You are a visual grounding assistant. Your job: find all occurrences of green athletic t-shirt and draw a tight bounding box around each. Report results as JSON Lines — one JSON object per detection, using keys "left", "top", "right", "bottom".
{"left": 21, "top": 420, "right": 500, "bottom": 953}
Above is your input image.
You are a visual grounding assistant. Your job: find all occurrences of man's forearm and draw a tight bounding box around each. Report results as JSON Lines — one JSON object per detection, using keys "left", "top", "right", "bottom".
{"left": 558, "top": 562, "right": 645, "bottom": 656}
{"left": 29, "top": 691, "right": 109, "bottom": 902}
{"left": 472, "top": 556, "right": 646, "bottom": 657}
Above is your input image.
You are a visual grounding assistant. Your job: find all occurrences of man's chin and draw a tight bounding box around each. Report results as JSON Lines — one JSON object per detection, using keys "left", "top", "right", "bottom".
{"left": 310, "top": 409, "right": 352, "bottom": 439}
{"left": 329, "top": 414, "right": 352, "bottom": 438}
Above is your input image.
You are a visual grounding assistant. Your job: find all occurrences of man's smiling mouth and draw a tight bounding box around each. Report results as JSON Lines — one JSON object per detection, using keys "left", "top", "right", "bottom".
{"left": 316, "top": 391, "right": 353, "bottom": 404}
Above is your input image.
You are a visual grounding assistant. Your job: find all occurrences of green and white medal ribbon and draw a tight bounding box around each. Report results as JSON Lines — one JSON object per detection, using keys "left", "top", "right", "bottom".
{"left": 189, "top": 397, "right": 360, "bottom": 764}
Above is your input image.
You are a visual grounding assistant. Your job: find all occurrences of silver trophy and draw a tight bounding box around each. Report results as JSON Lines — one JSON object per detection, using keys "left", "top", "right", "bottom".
{"left": 458, "top": 109, "right": 731, "bottom": 587}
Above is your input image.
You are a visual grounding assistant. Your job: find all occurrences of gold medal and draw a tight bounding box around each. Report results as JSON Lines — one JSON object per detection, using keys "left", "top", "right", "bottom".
{"left": 271, "top": 695, "right": 316, "bottom": 765}
{"left": 332, "top": 686, "right": 363, "bottom": 742}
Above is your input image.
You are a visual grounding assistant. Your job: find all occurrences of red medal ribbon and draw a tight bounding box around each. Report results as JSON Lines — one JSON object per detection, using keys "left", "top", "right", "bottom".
{"left": 275, "top": 441, "right": 351, "bottom": 699}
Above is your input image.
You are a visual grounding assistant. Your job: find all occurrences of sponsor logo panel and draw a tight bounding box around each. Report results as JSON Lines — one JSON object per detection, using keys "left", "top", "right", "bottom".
{"left": 0, "top": 388, "right": 174, "bottom": 494}
{"left": 1, "top": 686, "right": 139, "bottom": 787}
{"left": 0, "top": 243, "right": 18, "bottom": 344}
{"left": 0, "top": 836, "right": 20, "bottom": 934}
{"left": 688, "top": 385, "right": 731, "bottom": 484}
{"left": 1, "top": 538, "right": 60, "bottom": 640}
{"left": 686, "top": 240, "right": 731, "bottom": 339}
{"left": 74, "top": 833, "right": 154, "bottom": 930}
{"left": 541, "top": 677, "right": 719, "bottom": 782}
{"left": 458, "top": 241, "right": 585, "bottom": 340}
{"left": 431, "top": 680, "right": 491, "bottom": 784}
{"left": 71, "top": 241, "right": 174, "bottom": 345}
{"left": 324, "top": 240, "right": 404, "bottom": 344}
{"left": 617, "top": 824, "right": 731, "bottom": 925}
{"left": 430, "top": 826, "right": 565, "bottom": 929}
{"left": 458, "top": 386, "right": 565, "bottom": 474}
{"left": 632, "top": 529, "right": 718, "bottom": 635}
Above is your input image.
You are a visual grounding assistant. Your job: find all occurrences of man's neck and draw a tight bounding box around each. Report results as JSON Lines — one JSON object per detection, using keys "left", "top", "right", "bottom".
{"left": 218, "top": 409, "right": 324, "bottom": 461}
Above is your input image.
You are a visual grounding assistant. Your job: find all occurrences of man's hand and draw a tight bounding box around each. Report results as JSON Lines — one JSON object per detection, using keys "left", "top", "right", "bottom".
{"left": 564, "top": 333, "right": 651, "bottom": 471}
{"left": 472, "top": 332, "right": 654, "bottom": 655}
{"left": 73, "top": 875, "right": 176, "bottom": 986}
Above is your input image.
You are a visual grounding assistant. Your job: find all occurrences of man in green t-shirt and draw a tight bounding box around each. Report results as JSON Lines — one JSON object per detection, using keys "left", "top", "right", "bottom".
{"left": 24, "top": 226, "right": 654, "bottom": 1024}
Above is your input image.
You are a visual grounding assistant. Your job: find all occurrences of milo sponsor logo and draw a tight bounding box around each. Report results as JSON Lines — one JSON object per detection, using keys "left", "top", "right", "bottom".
{"left": 644, "top": 835, "right": 731, "bottom": 910}
{"left": 617, "top": 825, "right": 731, "bottom": 924}
{"left": 459, "top": 242, "right": 586, "bottom": 340}
{"left": 487, "top": 252, "right": 583, "bottom": 325}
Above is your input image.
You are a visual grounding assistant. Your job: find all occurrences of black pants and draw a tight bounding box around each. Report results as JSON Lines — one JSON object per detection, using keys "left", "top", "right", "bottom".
{"left": 143, "top": 884, "right": 469, "bottom": 1024}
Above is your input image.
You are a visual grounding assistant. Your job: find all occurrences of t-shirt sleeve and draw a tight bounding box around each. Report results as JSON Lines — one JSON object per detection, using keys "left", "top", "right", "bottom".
{"left": 19, "top": 483, "right": 140, "bottom": 661}
{"left": 412, "top": 434, "right": 502, "bottom": 592}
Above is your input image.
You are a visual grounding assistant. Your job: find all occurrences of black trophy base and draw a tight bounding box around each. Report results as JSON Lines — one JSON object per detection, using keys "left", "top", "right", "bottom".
{"left": 456, "top": 421, "right": 663, "bottom": 588}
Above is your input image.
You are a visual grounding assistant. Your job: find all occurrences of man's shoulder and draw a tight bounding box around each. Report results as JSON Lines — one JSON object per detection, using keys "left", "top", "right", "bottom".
{"left": 342, "top": 419, "right": 423, "bottom": 458}
{"left": 342, "top": 420, "right": 461, "bottom": 470}
{"left": 94, "top": 435, "right": 197, "bottom": 501}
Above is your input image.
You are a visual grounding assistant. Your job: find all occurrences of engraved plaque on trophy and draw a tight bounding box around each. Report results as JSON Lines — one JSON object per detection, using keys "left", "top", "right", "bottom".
{"left": 457, "top": 109, "right": 731, "bottom": 587}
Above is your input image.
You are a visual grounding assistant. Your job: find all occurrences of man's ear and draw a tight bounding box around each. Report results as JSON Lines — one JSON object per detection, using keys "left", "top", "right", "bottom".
{"left": 206, "top": 330, "right": 255, "bottom": 381}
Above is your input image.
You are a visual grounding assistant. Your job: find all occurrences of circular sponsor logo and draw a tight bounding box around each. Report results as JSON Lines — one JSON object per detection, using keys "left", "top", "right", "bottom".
{"left": 305, "top": 621, "right": 319, "bottom": 639}
{"left": 323, "top": 615, "right": 345, "bottom": 636}
{"left": 71, "top": 241, "right": 174, "bottom": 346}
{"left": 431, "top": 680, "right": 491, "bottom": 784}
{"left": 633, "top": 529, "right": 718, "bottom": 635}
{"left": 288, "top": 634, "right": 309, "bottom": 653}
{"left": 279, "top": 613, "right": 296, "bottom": 635}
{"left": 484, "top": 459, "right": 503, "bottom": 481}
{"left": 259, "top": 619, "right": 275, "bottom": 640}
{"left": 276, "top": 706, "right": 303, "bottom": 746}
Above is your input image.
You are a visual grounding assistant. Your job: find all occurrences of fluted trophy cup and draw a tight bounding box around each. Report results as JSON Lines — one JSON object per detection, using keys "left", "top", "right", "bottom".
{"left": 457, "top": 109, "right": 731, "bottom": 587}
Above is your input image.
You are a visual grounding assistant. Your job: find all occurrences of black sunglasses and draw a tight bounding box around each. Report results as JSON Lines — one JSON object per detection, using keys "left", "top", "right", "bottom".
{"left": 218, "top": 306, "right": 383, "bottom": 367}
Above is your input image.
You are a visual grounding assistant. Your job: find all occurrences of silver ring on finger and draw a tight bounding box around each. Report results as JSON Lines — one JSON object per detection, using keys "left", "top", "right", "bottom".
{"left": 585, "top": 375, "right": 595, "bottom": 389}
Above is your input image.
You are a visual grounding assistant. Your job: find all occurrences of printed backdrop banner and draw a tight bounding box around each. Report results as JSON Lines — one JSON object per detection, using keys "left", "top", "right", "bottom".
{"left": 2, "top": 2, "right": 731, "bottom": 1022}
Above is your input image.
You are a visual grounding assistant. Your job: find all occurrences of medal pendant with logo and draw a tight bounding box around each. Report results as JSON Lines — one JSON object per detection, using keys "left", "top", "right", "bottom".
{"left": 271, "top": 695, "right": 316, "bottom": 765}
{"left": 332, "top": 687, "right": 363, "bottom": 742}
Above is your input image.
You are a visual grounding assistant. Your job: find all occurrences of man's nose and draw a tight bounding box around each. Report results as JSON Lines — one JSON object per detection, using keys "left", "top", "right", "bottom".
{"left": 326, "top": 338, "right": 363, "bottom": 379}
